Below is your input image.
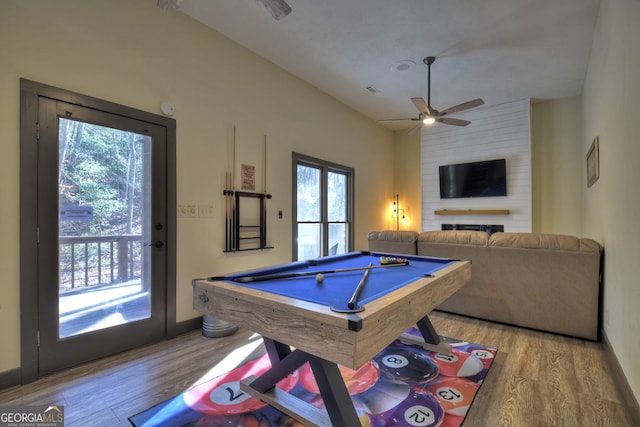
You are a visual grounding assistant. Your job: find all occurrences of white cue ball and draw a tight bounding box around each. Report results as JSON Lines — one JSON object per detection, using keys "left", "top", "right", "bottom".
{"left": 316, "top": 273, "right": 324, "bottom": 283}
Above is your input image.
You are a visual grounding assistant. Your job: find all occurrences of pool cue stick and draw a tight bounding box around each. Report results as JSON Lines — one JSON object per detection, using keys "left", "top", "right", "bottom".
{"left": 224, "top": 172, "right": 228, "bottom": 251}
{"left": 262, "top": 135, "right": 266, "bottom": 194}
{"left": 228, "top": 171, "right": 232, "bottom": 251}
{"left": 231, "top": 126, "right": 237, "bottom": 250}
{"left": 347, "top": 263, "right": 372, "bottom": 309}
{"left": 225, "top": 171, "right": 231, "bottom": 251}
{"left": 228, "top": 171, "right": 231, "bottom": 251}
{"left": 207, "top": 261, "right": 408, "bottom": 283}
{"left": 262, "top": 135, "right": 268, "bottom": 248}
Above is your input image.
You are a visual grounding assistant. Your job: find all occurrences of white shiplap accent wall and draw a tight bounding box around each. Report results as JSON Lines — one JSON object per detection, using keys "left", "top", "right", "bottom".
{"left": 421, "top": 99, "right": 532, "bottom": 232}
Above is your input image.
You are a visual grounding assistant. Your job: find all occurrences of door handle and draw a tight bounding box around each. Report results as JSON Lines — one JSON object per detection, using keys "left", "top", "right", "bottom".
{"left": 145, "top": 240, "right": 165, "bottom": 248}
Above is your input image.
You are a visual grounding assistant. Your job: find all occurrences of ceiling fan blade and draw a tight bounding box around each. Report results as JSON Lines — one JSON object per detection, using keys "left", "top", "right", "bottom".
{"left": 411, "top": 97, "right": 432, "bottom": 116}
{"left": 157, "top": 0, "right": 183, "bottom": 10}
{"left": 377, "top": 118, "right": 420, "bottom": 122}
{"left": 438, "top": 117, "right": 471, "bottom": 127}
{"left": 439, "top": 98, "right": 484, "bottom": 117}
{"left": 407, "top": 123, "right": 423, "bottom": 135}
{"left": 256, "top": 0, "right": 292, "bottom": 20}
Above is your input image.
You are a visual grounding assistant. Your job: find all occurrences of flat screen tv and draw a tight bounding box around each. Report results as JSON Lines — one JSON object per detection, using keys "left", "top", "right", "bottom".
{"left": 439, "top": 158, "right": 507, "bottom": 198}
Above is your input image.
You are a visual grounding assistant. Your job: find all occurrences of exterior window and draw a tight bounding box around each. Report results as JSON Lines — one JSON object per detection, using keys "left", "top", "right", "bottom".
{"left": 293, "top": 153, "right": 354, "bottom": 261}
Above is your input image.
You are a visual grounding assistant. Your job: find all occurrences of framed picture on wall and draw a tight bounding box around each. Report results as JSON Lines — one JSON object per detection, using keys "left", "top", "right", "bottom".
{"left": 241, "top": 163, "right": 256, "bottom": 190}
{"left": 587, "top": 136, "right": 599, "bottom": 188}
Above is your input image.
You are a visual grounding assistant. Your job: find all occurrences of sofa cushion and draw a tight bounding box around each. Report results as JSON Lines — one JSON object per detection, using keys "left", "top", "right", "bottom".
{"left": 368, "top": 230, "right": 418, "bottom": 255}
{"left": 488, "top": 232, "right": 600, "bottom": 252}
{"left": 418, "top": 230, "right": 489, "bottom": 246}
{"left": 374, "top": 230, "right": 419, "bottom": 242}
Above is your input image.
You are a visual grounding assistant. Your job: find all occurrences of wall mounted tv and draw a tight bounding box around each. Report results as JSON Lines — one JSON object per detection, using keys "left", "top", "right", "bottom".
{"left": 439, "top": 158, "right": 507, "bottom": 199}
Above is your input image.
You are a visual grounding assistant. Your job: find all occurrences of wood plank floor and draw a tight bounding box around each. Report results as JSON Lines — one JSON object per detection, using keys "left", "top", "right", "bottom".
{"left": 0, "top": 312, "right": 631, "bottom": 426}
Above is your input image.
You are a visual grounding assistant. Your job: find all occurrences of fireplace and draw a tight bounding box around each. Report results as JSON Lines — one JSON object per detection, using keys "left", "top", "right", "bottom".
{"left": 442, "top": 224, "right": 504, "bottom": 235}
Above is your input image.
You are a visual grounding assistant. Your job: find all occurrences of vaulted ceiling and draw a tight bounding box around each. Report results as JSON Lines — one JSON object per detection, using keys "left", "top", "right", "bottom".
{"left": 174, "top": 0, "right": 600, "bottom": 131}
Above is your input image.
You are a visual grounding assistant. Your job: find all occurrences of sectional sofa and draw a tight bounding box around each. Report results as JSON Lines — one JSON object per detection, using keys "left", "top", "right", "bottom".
{"left": 367, "top": 230, "right": 603, "bottom": 340}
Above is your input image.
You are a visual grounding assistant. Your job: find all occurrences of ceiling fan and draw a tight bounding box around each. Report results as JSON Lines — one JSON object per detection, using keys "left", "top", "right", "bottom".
{"left": 157, "top": 0, "right": 183, "bottom": 10}
{"left": 379, "top": 56, "right": 484, "bottom": 135}
{"left": 256, "top": 0, "right": 292, "bottom": 20}
{"left": 157, "top": 0, "right": 292, "bottom": 20}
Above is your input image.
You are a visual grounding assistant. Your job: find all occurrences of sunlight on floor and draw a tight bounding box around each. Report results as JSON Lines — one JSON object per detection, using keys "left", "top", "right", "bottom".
{"left": 73, "top": 312, "right": 127, "bottom": 335}
{"left": 190, "top": 333, "right": 264, "bottom": 388}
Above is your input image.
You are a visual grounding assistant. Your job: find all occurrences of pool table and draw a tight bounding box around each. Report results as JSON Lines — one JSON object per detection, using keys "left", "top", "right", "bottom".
{"left": 193, "top": 251, "right": 470, "bottom": 427}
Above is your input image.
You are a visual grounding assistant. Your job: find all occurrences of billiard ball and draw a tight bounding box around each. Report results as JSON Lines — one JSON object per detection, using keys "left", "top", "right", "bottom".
{"left": 380, "top": 256, "right": 409, "bottom": 265}
{"left": 184, "top": 354, "right": 299, "bottom": 415}
{"left": 185, "top": 378, "right": 265, "bottom": 415}
{"left": 426, "top": 376, "right": 479, "bottom": 417}
{"left": 462, "top": 345, "right": 497, "bottom": 370}
{"left": 316, "top": 273, "right": 324, "bottom": 283}
{"left": 432, "top": 348, "right": 484, "bottom": 378}
{"left": 299, "top": 360, "right": 380, "bottom": 395}
{"left": 374, "top": 346, "right": 439, "bottom": 384}
{"left": 370, "top": 389, "right": 444, "bottom": 427}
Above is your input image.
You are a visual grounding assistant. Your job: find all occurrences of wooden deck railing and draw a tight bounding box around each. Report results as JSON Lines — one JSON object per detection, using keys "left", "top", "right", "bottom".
{"left": 59, "top": 235, "right": 143, "bottom": 290}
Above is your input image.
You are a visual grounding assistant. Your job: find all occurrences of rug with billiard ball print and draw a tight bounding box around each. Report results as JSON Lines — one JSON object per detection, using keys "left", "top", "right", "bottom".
{"left": 129, "top": 331, "right": 497, "bottom": 427}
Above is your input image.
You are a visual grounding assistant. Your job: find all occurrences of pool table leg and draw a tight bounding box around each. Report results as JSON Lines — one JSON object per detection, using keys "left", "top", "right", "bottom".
{"left": 248, "top": 342, "right": 307, "bottom": 394}
{"left": 308, "top": 355, "right": 361, "bottom": 427}
{"left": 264, "top": 339, "right": 292, "bottom": 364}
{"left": 241, "top": 337, "right": 361, "bottom": 427}
{"left": 399, "top": 315, "right": 453, "bottom": 355}
{"left": 416, "top": 316, "right": 440, "bottom": 344}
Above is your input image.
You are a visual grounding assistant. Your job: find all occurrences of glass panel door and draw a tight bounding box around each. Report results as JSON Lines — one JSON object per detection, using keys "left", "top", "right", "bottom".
{"left": 37, "top": 98, "right": 167, "bottom": 375}
{"left": 57, "top": 118, "right": 152, "bottom": 338}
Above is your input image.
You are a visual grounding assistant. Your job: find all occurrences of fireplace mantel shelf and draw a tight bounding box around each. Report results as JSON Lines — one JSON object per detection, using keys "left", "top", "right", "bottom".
{"left": 434, "top": 209, "right": 511, "bottom": 215}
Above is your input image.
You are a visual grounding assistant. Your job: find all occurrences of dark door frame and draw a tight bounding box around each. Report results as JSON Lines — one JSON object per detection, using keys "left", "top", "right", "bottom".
{"left": 19, "top": 79, "right": 177, "bottom": 384}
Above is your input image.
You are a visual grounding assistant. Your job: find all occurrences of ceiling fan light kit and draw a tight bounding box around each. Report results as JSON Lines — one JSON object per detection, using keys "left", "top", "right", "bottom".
{"left": 379, "top": 56, "right": 485, "bottom": 134}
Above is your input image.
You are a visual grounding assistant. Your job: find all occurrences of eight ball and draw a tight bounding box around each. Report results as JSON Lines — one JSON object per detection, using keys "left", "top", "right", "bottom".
{"left": 375, "top": 346, "right": 439, "bottom": 384}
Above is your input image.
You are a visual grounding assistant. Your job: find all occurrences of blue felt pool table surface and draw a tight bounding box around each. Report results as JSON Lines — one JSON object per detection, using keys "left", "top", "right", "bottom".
{"left": 221, "top": 251, "right": 456, "bottom": 312}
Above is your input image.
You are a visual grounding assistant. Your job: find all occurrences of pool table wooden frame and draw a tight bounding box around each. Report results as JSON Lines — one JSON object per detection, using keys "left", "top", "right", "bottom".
{"left": 193, "top": 252, "right": 470, "bottom": 426}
